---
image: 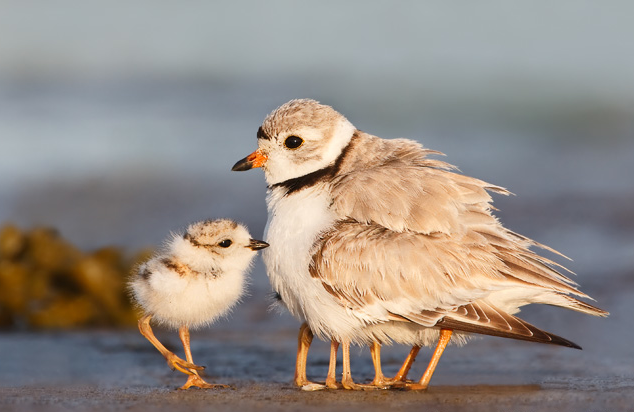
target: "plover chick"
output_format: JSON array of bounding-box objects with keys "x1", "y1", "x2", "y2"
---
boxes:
[
  {"x1": 129, "y1": 219, "x2": 268, "y2": 390},
  {"x1": 232, "y1": 99, "x2": 608, "y2": 391}
]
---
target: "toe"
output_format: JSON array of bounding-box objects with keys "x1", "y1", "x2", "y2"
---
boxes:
[
  {"x1": 396, "y1": 382, "x2": 429, "y2": 391},
  {"x1": 179, "y1": 374, "x2": 229, "y2": 390}
]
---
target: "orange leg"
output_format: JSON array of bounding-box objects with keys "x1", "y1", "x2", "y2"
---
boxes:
[
  {"x1": 138, "y1": 315, "x2": 203, "y2": 375},
  {"x1": 393, "y1": 345, "x2": 421, "y2": 382},
  {"x1": 178, "y1": 326, "x2": 229, "y2": 390},
  {"x1": 406, "y1": 329, "x2": 452, "y2": 390},
  {"x1": 340, "y1": 339, "x2": 376, "y2": 391},
  {"x1": 325, "y1": 339, "x2": 340, "y2": 389},
  {"x1": 370, "y1": 342, "x2": 392, "y2": 388},
  {"x1": 340, "y1": 339, "x2": 359, "y2": 390},
  {"x1": 294, "y1": 322, "x2": 314, "y2": 387}
]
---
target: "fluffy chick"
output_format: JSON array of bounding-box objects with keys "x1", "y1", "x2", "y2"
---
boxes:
[{"x1": 130, "y1": 219, "x2": 268, "y2": 389}]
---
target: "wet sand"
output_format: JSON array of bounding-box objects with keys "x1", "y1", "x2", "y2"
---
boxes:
[{"x1": 2, "y1": 382, "x2": 628, "y2": 412}]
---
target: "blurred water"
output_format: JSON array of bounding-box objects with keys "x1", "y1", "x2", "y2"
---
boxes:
[
  {"x1": 1, "y1": 1, "x2": 633, "y2": 292},
  {"x1": 2, "y1": 79, "x2": 633, "y2": 298},
  {"x1": 2, "y1": 1, "x2": 634, "y2": 91}
]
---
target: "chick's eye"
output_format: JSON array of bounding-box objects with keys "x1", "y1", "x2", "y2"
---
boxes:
[
  {"x1": 218, "y1": 239, "x2": 232, "y2": 248},
  {"x1": 284, "y1": 136, "x2": 303, "y2": 149}
]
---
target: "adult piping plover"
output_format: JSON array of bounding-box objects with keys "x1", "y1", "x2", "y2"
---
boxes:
[
  {"x1": 232, "y1": 99, "x2": 608, "y2": 390},
  {"x1": 129, "y1": 219, "x2": 269, "y2": 390}
]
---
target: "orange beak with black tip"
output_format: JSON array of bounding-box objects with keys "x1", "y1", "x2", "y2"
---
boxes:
[{"x1": 232, "y1": 149, "x2": 268, "y2": 171}]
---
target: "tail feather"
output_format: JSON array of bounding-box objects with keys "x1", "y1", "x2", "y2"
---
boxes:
[
  {"x1": 563, "y1": 295, "x2": 609, "y2": 317},
  {"x1": 437, "y1": 316, "x2": 582, "y2": 349},
  {"x1": 429, "y1": 301, "x2": 584, "y2": 349}
]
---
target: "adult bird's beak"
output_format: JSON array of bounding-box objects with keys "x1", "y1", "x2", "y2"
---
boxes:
[
  {"x1": 248, "y1": 239, "x2": 270, "y2": 250},
  {"x1": 232, "y1": 149, "x2": 268, "y2": 171}
]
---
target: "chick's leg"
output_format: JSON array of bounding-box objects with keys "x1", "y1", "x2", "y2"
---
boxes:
[
  {"x1": 392, "y1": 345, "x2": 421, "y2": 382},
  {"x1": 294, "y1": 322, "x2": 314, "y2": 387},
  {"x1": 325, "y1": 339, "x2": 340, "y2": 389},
  {"x1": 341, "y1": 339, "x2": 376, "y2": 391},
  {"x1": 138, "y1": 315, "x2": 203, "y2": 374},
  {"x1": 405, "y1": 329, "x2": 452, "y2": 391},
  {"x1": 178, "y1": 325, "x2": 229, "y2": 390},
  {"x1": 369, "y1": 342, "x2": 392, "y2": 388}
]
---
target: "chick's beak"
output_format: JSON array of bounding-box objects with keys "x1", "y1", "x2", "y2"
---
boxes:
[
  {"x1": 248, "y1": 239, "x2": 269, "y2": 250},
  {"x1": 232, "y1": 149, "x2": 268, "y2": 171}
]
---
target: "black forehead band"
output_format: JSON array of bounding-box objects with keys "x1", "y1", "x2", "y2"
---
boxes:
[{"x1": 257, "y1": 126, "x2": 272, "y2": 140}]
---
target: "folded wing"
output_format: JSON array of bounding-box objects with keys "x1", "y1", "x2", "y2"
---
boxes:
[{"x1": 312, "y1": 136, "x2": 607, "y2": 345}]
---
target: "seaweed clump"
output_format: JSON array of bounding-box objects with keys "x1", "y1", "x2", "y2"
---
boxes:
[{"x1": 0, "y1": 224, "x2": 151, "y2": 329}]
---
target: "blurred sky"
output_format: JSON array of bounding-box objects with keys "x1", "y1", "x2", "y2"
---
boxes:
[
  {"x1": 0, "y1": 0, "x2": 632, "y2": 270},
  {"x1": 2, "y1": 1, "x2": 634, "y2": 92}
]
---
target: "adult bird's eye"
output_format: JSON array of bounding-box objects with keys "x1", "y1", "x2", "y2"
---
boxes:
[
  {"x1": 284, "y1": 136, "x2": 304, "y2": 149},
  {"x1": 218, "y1": 239, "x2": 232, "y2": 248}
]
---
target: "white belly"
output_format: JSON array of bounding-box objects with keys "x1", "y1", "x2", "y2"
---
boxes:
[
  {"x1": 365, "y1": 322, "x2": 472, "y2": 347},
  {"x1": 132, "y1": 266, "x2": 244, "y2": 330},
  {"x1": 263, "y1": 185, "x2": 366, "y2": 342}
]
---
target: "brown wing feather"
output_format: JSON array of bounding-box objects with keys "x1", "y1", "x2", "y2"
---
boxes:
[
  {"x1": 331, "y1": 133, "x2": 510, "y2": 235},
  {"x1": 398, "y1": 301, "x2": 581, "y2": 348},
  {"x1": 436, "y1": 301, "x2": 582, "y2": 349},
  {"x1": 309, "y1": 220, "x2": 506, "y2": 319},
  {"x1": 309, "y1": 133, "x2": 606, "y2": 332},
  {"x1": 321, "y1": 134, "x2": 607, "y2": 316}
]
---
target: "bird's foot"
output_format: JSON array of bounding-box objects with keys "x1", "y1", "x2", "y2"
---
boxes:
[
  {"x1": 178, "y1": 373, "x2": 229, "y2": 390},
  {"x1": 370, "y1": 376, "x2": 398, "y2": 389},
  {"x1": 390, "y1": 381, "x2": 429, "y2": 391},
  {"x1": 325, "y1": 377, "x2": 342, "y2": 390},
  {"x1": 341, "y1": 377, "x2": 377, "y2": 391},
  {"x1": 373, "y1": 376, "x2": 418, "y2": 389},
  {"x1": 165, "y1": 352, "x2": 205, "y2": 375},
  {"x1": 295, "y1": 376, "x2": 315, "y2": 387}
]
